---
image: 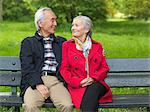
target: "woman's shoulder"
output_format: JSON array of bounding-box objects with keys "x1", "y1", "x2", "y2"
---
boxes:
[
  {"x1": 63, "y1": 38, "x2": 74, "y2": 45},
  {"x1": 92, "y1": 39, "x2": 103, "y2": 47}
]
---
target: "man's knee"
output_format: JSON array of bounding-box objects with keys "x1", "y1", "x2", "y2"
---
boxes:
[
  {"x1": 64, "y1": 102, "x2": 73, "y2": 109},
  {"x1": 23, "y1": 96, "x2": 44, "y2": 112},
  {"x1": 23, "y1": 86, "x2": 44, "y2": 108},
  {"x1": 23, "y1": 102, "x2": 40, "y2": 112},
  {"x1": 60, "y1": 102, "x2": 73, "y2": 112},
  {"x1": 23, "y1": 99, "x2": 40, "y2": 108}
]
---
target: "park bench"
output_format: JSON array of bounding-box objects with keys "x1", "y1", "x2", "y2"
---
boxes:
[{"x1": 0, "y1": 56, "x2": 150, "y2": 112}]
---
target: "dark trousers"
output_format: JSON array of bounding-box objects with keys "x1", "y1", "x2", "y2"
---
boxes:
[{"x1": 80, "y1": 82, "x2": 107, "y2": 112}]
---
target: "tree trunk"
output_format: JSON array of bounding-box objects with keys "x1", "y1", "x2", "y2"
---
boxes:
[{"x1": 0, "y1": 0, "x2": 3, "y2": 21}]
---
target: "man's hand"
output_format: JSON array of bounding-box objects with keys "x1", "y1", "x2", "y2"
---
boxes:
[
  {"x1": 80, "y1": 77, "x2": 94, "y2": 87},
  {"x1": 36, "y1": 84, "x2": 49, "y2": 99}
]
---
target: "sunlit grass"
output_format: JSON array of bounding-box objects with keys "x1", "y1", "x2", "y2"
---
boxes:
[{"x1": 0, "y1": 20, "x2": 149, "y2": 57}]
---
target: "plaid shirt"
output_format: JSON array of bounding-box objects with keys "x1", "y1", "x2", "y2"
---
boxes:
[{"x1": 42, "y1": 36, "x2": 58, "y2": 73}]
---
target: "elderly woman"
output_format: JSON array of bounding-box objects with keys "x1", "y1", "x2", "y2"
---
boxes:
[{"x1": 60, "y1": 16, "x2": 112, "y2": 112}]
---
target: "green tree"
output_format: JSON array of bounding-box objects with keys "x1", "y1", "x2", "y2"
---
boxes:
[
  {"x1": 25, "y1": 0, "x2": 108, "y2": 22},
  {"x1": 0, "y1": 0, "x2": 3, "y2": 21},
  {"x1": 76, "y1": 0, "x2": 108, "y2": 21},
  {"x1": 121, "y1": 0, "x2": 150, "y2": 20},
  {"x1": 3, "y1": 0, "x2": 33, "y2": 21},
  {"x1": 106, "y1": 0, "x2": 131, "y2": 18},
  {"x1": 3, "y1": 0, "x2": 108, "y2": 22}
]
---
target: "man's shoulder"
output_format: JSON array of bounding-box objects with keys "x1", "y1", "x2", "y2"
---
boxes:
[
  {"x1": 21, "y1": 35, "x2": 36, "y2": 43},
  {"x1": 56, "y1": 36, "x2": 67, "y2": 42},
  {"x1": 56, "y1": 36, "x2": 67, "y2": 46}
]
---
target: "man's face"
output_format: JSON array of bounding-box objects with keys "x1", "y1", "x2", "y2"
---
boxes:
[{"x1": 39, "y1": 10, "x2": 57, "y2": 35}]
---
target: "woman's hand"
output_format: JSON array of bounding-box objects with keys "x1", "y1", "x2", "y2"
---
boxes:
[{"x1": 80, "y1": 77, "x2": 94, "y2": 87}]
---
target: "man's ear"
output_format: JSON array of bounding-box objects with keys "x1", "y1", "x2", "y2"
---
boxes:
[{"x1": 38, "y1": 21, "x2": 42, "y2": 28}]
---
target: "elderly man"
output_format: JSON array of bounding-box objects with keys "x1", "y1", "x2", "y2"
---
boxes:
[{"x1": 20, "y1": 7, "x2": 73, "y2": 112}]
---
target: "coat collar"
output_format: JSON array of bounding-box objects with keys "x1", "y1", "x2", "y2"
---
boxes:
[
  {"x1": 69, "y1": 38, "x2": 98, "y2": 44},
  {"x1": 69, "y1": 38, "x2": 101, "y2": 61},
  {"x1": 35, "y1": 31, "x2": 59, "y2": 43}
]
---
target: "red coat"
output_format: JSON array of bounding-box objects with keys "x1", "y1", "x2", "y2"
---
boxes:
[{"x1": 60, "y1": 39, "x2": 112, "y2": 108}]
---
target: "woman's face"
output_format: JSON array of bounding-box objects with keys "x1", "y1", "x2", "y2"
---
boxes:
[{"x1": 71, "y1": 19, "x2": 88, "y2": 38}]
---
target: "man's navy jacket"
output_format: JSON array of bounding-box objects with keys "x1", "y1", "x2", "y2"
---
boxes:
[{"x1": 20, "y1": 32, "x2": 66, "y2": 97}]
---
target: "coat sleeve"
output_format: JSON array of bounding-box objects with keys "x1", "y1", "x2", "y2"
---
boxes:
[
  {"x1": 90, "y1": 46, "x2": 110, "y2": 81},
  {"x1": 20, "y1": 38, "x2": 43, "y2": 89},
  {"x1": 60, "y1": 42, "x2": 83, "y2": 88}
]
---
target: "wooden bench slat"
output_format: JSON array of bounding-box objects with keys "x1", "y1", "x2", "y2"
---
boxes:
[
  {"x1": 100, "y1": 94, "x2": 150, "y2": 108},
  {"x1": 0, "y1": 72, "x2": 150, "y2": 87},
  {"x1": 0, "y1": 94, "x2": 149, "y2": 108},
  {"x1": 0, "y1": 56, "x2": 21, "y2": 71},
  {"x1": 0, "y1": 95, "x2": 22, "y2": 107},
  {"x1": 106, "y1": 72, "x2": 150, "y2": 87},
  {"x1": 0, "y1": 56, "x2": 150, "y2": 72},
  {"x1": 107, "y1": 58, "x2": 150, "y2": 72},
  {"x1": 0, "y1": 72, "x2": 21, "y2": 86}
]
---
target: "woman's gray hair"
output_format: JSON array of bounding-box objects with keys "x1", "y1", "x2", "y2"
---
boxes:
[
  {"x1": 34, "y1": 7, "x2": 53, "y2": 30},
  {"x1": 73, "y1": 16, "x2": 93, "y2": 37}
]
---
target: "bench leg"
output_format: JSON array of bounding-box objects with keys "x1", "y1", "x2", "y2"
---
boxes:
[
  {"x1": 6, "y1": 106, "x2": 20, "y2": 112},
  {"x1": 147, "y1": 107, "x2": 150, "y2": 112},
  {"x1": 14, "y1": 107, "x2": 20, "y2": 112}
]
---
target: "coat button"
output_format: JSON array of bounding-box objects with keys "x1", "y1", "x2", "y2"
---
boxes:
[
  {"x1": 94, "y1": 58, "x2": 97, "y2": 62},
  {"x1": 74, "y1": 56, "x2": 78, "y2": 60},
  {"x1": 74, "y1": 68, "x2": 78, "y2": 71}
]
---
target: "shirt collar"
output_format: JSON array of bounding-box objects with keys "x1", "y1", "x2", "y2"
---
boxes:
[{"x1": 35, "y1": 31, "x2": 58, "y2": 43}]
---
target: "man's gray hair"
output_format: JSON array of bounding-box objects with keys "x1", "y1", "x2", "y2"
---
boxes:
[
  {"x1": 34, "y1": 7, "x2": 53, "y2": 30},
  {"x1": 73, "y1": 16, "x2": 93, "y2": 37}
]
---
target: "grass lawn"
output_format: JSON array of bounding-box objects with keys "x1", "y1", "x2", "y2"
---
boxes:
[
  {"x1": 0, "y1": 19, "x2": 149, "y2": 57},
  {"x1": 0, "y1": 19, "x2": 149, "y2": 112}
]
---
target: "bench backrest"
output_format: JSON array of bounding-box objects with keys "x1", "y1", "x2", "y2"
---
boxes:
[{"x1": 0, "y1": 56, "x2": 150, "y2": 88}]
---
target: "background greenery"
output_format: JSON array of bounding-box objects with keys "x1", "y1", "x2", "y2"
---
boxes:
[
  {"x1": 0, "y1": 0, "x2": 149, "y2": 112},
  {"x1": 0, "y1": 19, "x2": 149, "y2": 58},
  {"x1": 0, "y1": 0, "x2": 150, "y2": 22}
]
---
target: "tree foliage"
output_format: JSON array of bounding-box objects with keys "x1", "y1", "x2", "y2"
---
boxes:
[
  {"x1": 113, "y1": 0, "x2": 150, "y2": 20},
  {"x1": 2, "y1": 0, "x2": 149, "y2": 22},
  {"x1": 3, "y1": 0, "x2": 33, "y2": 21},
  {"x1": 123, "y1": 0, "x2": 150, "y2": 20},
  {"x1": 0, "y1": 0, "x2": 3, "y2": 21},
  {"x1": 106, "y1": 0, "x2": 150, "y2": 20},
  {"x1": 2, "y1": 0, "x2": 108, "y2": 22}
]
